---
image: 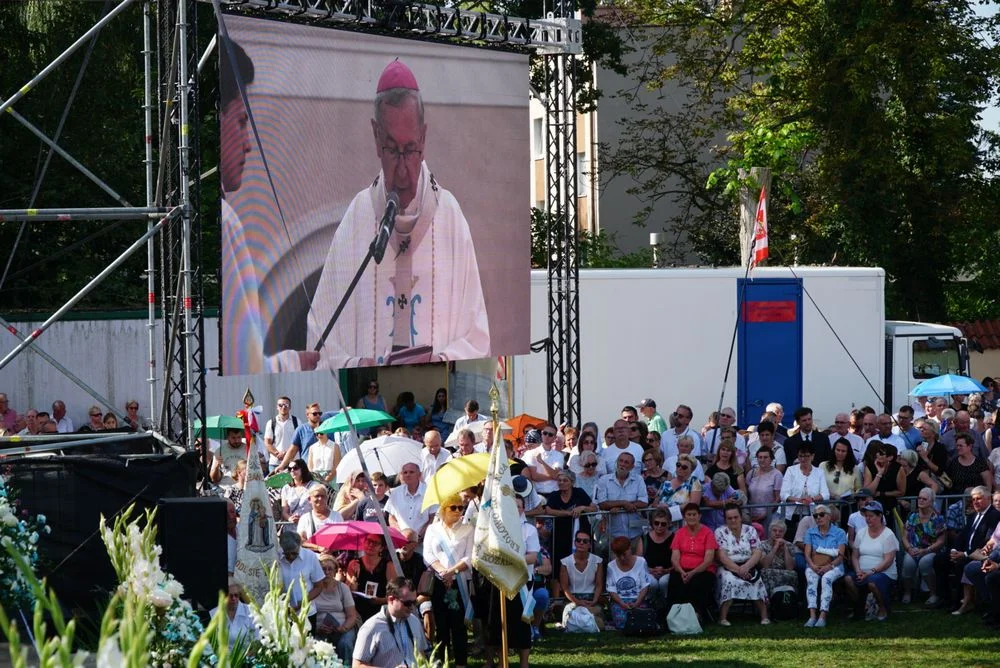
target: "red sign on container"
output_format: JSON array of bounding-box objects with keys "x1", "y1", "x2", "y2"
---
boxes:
[{"x1": 743, "y1": 300, "x2": 797, "y2": 323}]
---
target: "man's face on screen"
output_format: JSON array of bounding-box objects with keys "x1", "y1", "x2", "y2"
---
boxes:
[
  {"x1": 221, "y1": 98, "x2": 250, "y2": 193},
  {"x1": 372, "y1": 96, "x2": 426, "y2": 209}
]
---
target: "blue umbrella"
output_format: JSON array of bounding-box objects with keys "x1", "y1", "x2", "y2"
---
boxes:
[{"x1": 909, "y1": 374, "x2": 986, "y2": 397}]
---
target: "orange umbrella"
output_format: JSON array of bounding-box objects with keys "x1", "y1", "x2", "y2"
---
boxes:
[{"x1": 505, "y1": 413, "x2": 547, "y2": 451}]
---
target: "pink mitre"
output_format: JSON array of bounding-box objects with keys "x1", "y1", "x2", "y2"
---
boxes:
[{"x1": 377, "y1": 59, "x2": 419, "y2": 92}]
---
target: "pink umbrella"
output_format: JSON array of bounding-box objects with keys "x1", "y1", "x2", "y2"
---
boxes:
[{"x1": 310, "y1": 521, "x2": 409, "y2": 552}]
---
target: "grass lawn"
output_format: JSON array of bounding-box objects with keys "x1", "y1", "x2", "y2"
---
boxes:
[{"x1": 471, "y1": 604, "x2": 1000, "y2": 667}]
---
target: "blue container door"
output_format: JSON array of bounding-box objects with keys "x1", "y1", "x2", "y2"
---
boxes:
[{"x1": 737, "y1": 278, "x2": 803, "y2": 428}]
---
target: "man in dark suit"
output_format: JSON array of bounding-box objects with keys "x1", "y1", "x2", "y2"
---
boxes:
[
  {"x1": 783, "y1": 406, "x2": 832, "y2": 465},
  {"x1": 933, "y1": 486, "x2": 1000, "y2": 610}
]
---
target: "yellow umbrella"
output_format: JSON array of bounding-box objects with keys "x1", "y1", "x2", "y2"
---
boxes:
[{"x1": 422, "y1": 453, "x2": 514, "y2": 510}]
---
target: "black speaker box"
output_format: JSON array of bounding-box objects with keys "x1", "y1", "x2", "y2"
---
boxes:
[{"x1": 157, "y1": 496, "x2": 228, "y2": 612}]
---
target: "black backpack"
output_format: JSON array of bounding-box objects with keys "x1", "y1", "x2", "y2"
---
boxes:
[{"x1": 769, "y1": 586, "x2": 798, "y2": 621}]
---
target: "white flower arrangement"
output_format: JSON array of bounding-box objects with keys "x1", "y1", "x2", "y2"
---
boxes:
[{"x1": 0, "y1": 476, "x2": 49, "y2": 615}]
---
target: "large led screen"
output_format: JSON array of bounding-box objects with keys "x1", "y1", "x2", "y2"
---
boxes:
[{"x1": 220, "y1": 15, "x2": 530, "y2": 374}]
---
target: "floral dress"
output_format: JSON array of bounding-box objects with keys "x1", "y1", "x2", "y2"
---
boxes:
[
  {"x1": 904, "y1": 511, "x2": 945, "y2": 550},
  {"x1": 714, "y1": 524, "x2": 768, "y2": 602},
  {"x1": 758, "y1": 539, "x2": 799, "y2": 595},
  {"x1": 657, "y1": 477, "x2": 702, "y2": 508}
]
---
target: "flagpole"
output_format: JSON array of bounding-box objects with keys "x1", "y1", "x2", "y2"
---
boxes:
[{"x1": 489, "y1": 385, "x2": 510, "y2": 668}]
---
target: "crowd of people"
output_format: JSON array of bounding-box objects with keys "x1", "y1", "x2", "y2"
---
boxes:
[
  {"x1": 206, "y1": 383, "x2": 1000, "y2": 664},
  {"x1": 22, "y1": 378, "x2": 999, "y2": 665},
  {"x1": 0, "y1": 393, "x2": 152, "y2": 436}
]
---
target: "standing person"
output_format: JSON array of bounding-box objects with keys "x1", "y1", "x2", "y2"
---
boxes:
[
  {"x1": 277, "y1": 532, "x2": 325, "y2": 626},
  {"x1": 568, "y1": 431, "x2": 609, "y2": 477},
  {"x1": 641, "y1": 449, "x2": 670, "y2": 503},
  {"x1": 356, "y1": 379, "x2": 387, "y2": 412},
  {"x1": 279, "y1": 402, "x2": 325, "y2": 471},
  {"x1": 453, "y1": 400, "x2": 486, "y2": 431},
  {"x1": 521, "y1": 425, "x2": 566, "y2": 495},
  {"x1": 123, "y1": 399, "x2": 150, "y2": 431},
  {"x1": 394, "y1": 392, "x2": 426, "y2": 432},
  {"x1": 604, "y1": 419, "x2": 646, "y2": 472},
  {"x1": 944, "y1": 432, "x2": 992, "y2": 493},
  {"x1": 347, "y1": 534, "x2": 400, "y2": 622},
  {"x1": 669, "y1": 502, "x2": 718, "y2": 622},
  {"x1": 850, "y1": 501, "x2": 899, "y2": 621},
  {"x1": 703, "y1": 408, "x2": 747, "y2": 465},
  {"x1": 779, "y1": 443, "x2": 831, "y2": 537},
  {"x1": 420, "y1": 430, "x2": 451, "y2": 481},
  {"x1": 213, "y1": 428, "x2": 247, "y2": 485},
  {"x1": 211, "y1": 579, "x2": 258, "y2": 649},
  {"x1": 314, "y1": 553, "x2": 358, "y2": 662},
  {"x1": 386, "y1": 463, "x2": 433, "y2": 542},
  {"x1": 638, "y1": 398, "x2": 668, "y2": 440},
  {"x1": 483, "y1": 496, "x2": 537, "y2": 668},
  {"x1": 802, "y1": 504, "x2": 847, "y2": 628},
  {"x1": 715, "y1": 505, "x2": 771, "y2": 626},
  {"x1": 747, "y1": 420, "x2": 787, "y2": 473},
  {"x1": 660, "y1": 405, "x2": 702, "y2": 461},
  {"x1": 746, "y1": 447, "x2": 783, "y2": 525},
  {"x1": 0, "y1": 393, "x2": 17, "y2": 432},
  {"x1": 894, "y1": 406, "x2": 923, "y2": 450},
  {"x1": 822, "y1": 438, "x2": 862, "y2": 503},
  {"x1": 594, "y1": 452, "x2": 648, "y2": 542},
  {"x1": 544, "y1": 470, "x2": 596, "y2": 569},
  {"x1": 915, "y1": 418, "x2": 949, "y2": 480},
  {"x1": 264, "y1": 396, "x2": 299, "y2": 473},
  {"x1": 353, "y1": 577, "x2": 429, "y2": 668},
  {"x1": 307, "y1": 430, "x2": 341, "y2": 485},
  {"x1": 51, "y1": 400, "x2": 73, "y2": 433},
  {"x1": 16, "y1": 409, "x2": 39, "y2": 436},
  {"x1": 423, "y1": 496, "x2": 474, "y2": 668},
  {"x1": 828, "y1": 412, "x2": 865, "y2": 463},
  {"x1": 575, "y1": 452, "x2": 603, "y2": 499},
  {"x1": 78, "y1": 405, "x2": 105, "y2": 433},
  {"x1": 784, "y1": 407, "x2": 832, "y2": 464},
  {"x1": 705, "y1": 437, "x2": 747, "y2": 497},
  {"x1": 428, "y1": 388, "x2": 453, "y2": 443}
]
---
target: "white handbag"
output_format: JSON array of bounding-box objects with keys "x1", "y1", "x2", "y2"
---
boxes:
[
  {"x1": 562, "y1": 602, "x2": 600, "y2": 633},
  {"x1": 666, "y1": 603, "x2": 702, "y2": 635}
]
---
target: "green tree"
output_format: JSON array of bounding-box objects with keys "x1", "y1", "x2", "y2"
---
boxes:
[
  {"x1": 530, "y1": 207, "x2": 652, "y2": 268},
  {"x1": 603, "y1": 0, "x2": 1000, "y2": 321}
]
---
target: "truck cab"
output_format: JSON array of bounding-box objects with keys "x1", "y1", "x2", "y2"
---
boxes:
[{"x1": 884, "y1": 321, "x2": 969, "y2": 411}]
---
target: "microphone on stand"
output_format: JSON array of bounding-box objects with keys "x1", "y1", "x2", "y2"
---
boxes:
[
  {"x1": 370, "y1": 191, "x2": 400, "y2": 264},
  {"x1": 314, "y1": 191, "x2": 401, "y2": 352}
]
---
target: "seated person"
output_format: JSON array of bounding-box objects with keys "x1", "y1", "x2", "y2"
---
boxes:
[
  {"x1": 849, "y1": 500, "x2": 899, "y2": 621},
  {"x1": 346, "y1": 534, "x2": 399, "y2": 622},
  {"x1": 714, "y1": 504, "x2": 770, "y2": 626},
  {"x1": 802, "y1": 504, "x2": 847, "y2": 628},
  {"x1": 636, "y1": 508, "x2": 674, "y2": 608},
  {"x1": 758, "y1": 518, "x2": 799, "y2": 597},
  {"x1": 606, "y1": 536, "x2": 651, "y2": 630},
  {"x1": 669, "y1": 502, "x2": 718, "y2": 623}
]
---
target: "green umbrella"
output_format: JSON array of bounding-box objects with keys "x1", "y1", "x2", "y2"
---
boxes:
[
  {"x1": 315, "y1": 408, "x2": 395, "y2": 434},
  {"x1": 192, "y1": 415, "x2": 245, "y2": 439},
  {"x1": 265, "y1": 472, "x2": 292, "y2": 489}
]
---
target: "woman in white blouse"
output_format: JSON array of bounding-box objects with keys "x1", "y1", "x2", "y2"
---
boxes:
[
  {"x1": 423, "y1": 495, "x2": 474, "y2": 668},
  {"x1": 306, "y1": 430, "x2": 341, "y2": 484},
  {"x1": 210, "y1": 579, "x2": 257, "y2": 649},
  {"x1": 559, "y1": 529, "x2": 605, "y2": 628},
  {"x1": 778, "y1": 442, "x2": 830, "y2": 536}
]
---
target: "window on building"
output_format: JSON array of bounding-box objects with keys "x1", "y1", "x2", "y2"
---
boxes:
[{"x1": 533, "y1": 118, "x2": 544, "y2": 158}]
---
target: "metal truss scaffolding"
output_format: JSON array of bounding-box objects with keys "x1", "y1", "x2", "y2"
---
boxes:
[
  {"x1": 158, "y1": 0, "x2": 206, "y2": 444},
  {"x1": 543, "y1": 0, "x2": 581, "y2": 428},
  {"x1": 1, "y1": 0, "x2": 581, "y2": 446}
]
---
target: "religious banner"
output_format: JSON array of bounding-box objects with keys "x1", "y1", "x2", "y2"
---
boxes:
[
  {"x1": 233, "y1": 436, "x2": 277, "y2": 603},
  {"x1": 472, "y1": 425, "x2": 527, "y2": 597}
]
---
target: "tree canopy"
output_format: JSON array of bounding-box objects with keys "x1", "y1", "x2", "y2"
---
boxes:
[{"x1": 603, "y1": 0, "x2": 1000, "y2": 321}]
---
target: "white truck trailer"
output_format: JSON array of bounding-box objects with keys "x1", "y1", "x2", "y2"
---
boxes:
[{"x1": 510, "y1": 267, "x2": 969, "y2": 428}]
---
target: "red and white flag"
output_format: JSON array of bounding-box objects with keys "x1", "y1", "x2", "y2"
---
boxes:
[
  {"x1": 496, "y1": 355, "x2": 507, "y2": 381},
  {"x1": 751, "y1": 186, "x2": 768, "y2": 269}
]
